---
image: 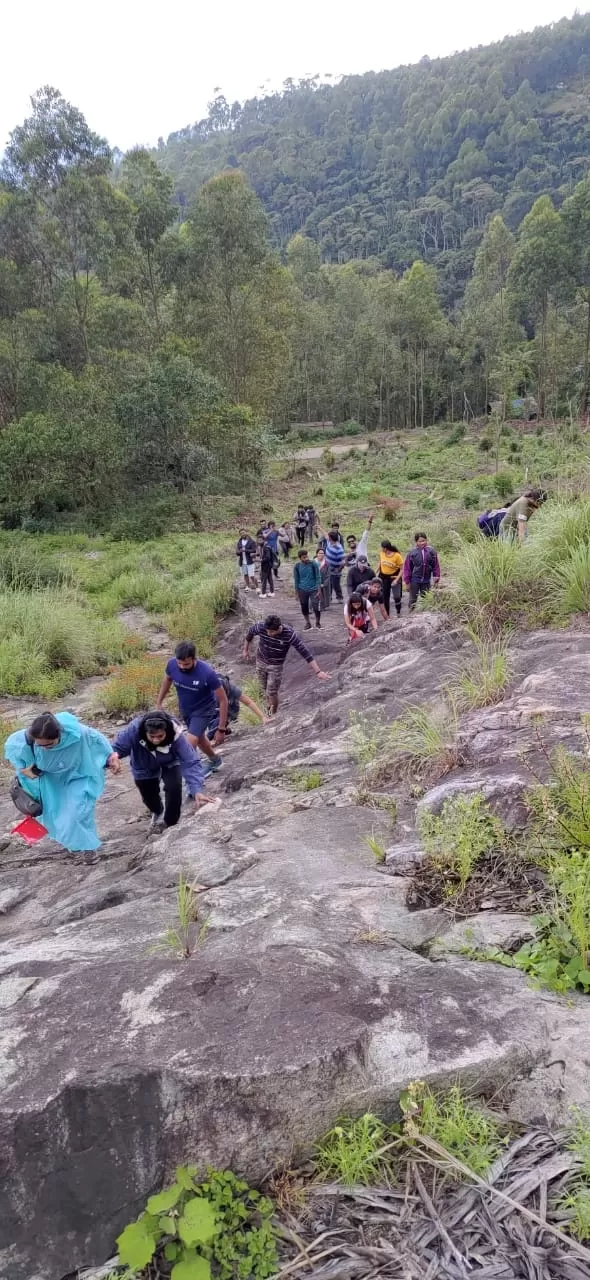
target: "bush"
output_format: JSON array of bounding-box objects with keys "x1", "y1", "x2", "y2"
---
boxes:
[
  {"x1": 419, "y1": 793, "x2": 504, "y2": 892},
  {"x1": 444, "y1": 424, "x2": 466, "y2": 446},
  {"x1": 0, "y1": 541, "x2": 67, "y2": 590},
  {"x1": 463, "y1": 490, "x2": 481, "y2": 509},
  {"x1": 99, "y1": 654, "x2": 164, "y2": 715},
  {"x1": 452, "y1": 634, "x2": 511, "y2": 708},
  {"x1": 322, "y1": 446, "x2": 336, "y2": 470},
  {"x1": 494, "y1": 472, "x2": 514, "y2": 501},
  {"x1": 478, "y1": 438, "x2": 493, "y2": 452}
]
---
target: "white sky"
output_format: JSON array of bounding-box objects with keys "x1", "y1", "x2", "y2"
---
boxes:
[{"x1": 1, "y1": 0, "x2": 586, "y2": 153}]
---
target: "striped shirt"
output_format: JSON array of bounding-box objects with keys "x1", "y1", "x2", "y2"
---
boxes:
[
  {"x1": 246, "y1": 621, "x2": 314, "y2": 666},
  {"x1": 324, "y1": 540, "x2": 345, "y2": 570}
]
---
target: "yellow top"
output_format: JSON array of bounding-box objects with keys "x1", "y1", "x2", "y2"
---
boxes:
[{"x1": 378, "y1": 549, "x2": 403, "y2": 577}]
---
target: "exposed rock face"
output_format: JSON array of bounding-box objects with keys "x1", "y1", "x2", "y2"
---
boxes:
[{"x1": 2, "y1": 603, "x2": 590, "y2": 1280}]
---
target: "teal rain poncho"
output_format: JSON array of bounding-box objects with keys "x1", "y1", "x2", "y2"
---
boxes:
[{"x1": 5, "y1": 712, "x2": 113, "y2": 852}]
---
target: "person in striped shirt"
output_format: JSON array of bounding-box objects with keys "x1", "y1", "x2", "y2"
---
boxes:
[
  {"x1": 242, "y1": 614, "x2": 331, "y2": 715},
  {"x1": 324, "y1": 530, "x2": 346, "y2": 601}
]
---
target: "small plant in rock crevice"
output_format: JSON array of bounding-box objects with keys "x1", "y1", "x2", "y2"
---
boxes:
[
  {"x1": 288, "y1": 768, "x2": 323, "y2": 791},
  {"x1": 363, "y1": 829, "x2": 386, "y2": 864},
  {"x1": 451, "y1": 632, "x2": 511, "y2": 710},
  {"x1": 314, "y1": 1114, "x2": 396, "y2": 1186},
  {"x1": 150, "y1": 874, "x2": 206, "y2": 960},
  {"x1": 418, "y1": 793, "x2": 504, "y2": 894},
  {"x1": 116, "y1": 1166, "x2": 278, "y2": 1280},
  {"x1": 402, "y1": 1081, "x2": 507, "y2": 1178}
]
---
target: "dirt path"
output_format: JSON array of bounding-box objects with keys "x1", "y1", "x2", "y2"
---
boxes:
[{"x1": 292, "y1": 436, "x2": 369, "y2": 460}]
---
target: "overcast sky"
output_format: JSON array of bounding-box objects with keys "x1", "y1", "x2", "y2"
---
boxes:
[{"x1": 1, "y1": 0, "x2": 585, "y2": 153}]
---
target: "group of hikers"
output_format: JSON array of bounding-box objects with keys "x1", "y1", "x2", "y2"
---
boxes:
[
  {"x1": 237, "y1": 509, "x2": 441, "y2": 639},
  {"x1": 4, "y1": 486, "x2": 548, "y2": 858}
]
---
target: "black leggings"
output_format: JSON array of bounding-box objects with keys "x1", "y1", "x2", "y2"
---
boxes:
[
  {"x1": 299, "y1": 589, "x2": 320, "y2": 621},
  {"x1": 296, "y1": 527, "x2": 306, "y2": 546},
  {"x1": 260, "y1": 564, "x2": 274, "y2": 594},
  {"x1": 136, "y1": 766, "x2": 183, "y2": 826},
  {"x1": 379, "y1": 573, "x2": 402, "y2": 617},
  {"x1": 409, "y1": 581, "x2": 431, "y2": 610}
]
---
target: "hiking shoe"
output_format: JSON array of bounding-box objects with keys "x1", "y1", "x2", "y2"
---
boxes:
[
  {"x1": 149, "y1": 814, "x2": 165, "y2": 834},
  {"x1": 202, "y1": 755, "x2": 223, "y2": 776},
  {"x1": 304, "y1": 621, "x2": 312, "y2": 630},
  {"x1": 315, "y1": 619, "x2": 321, "y2": 628}
]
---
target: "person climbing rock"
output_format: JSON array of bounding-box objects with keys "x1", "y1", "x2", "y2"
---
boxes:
[
  {"x1": 344, "y1": 591, "x2": 378, "y2": 642},
  {"x1": 5, "y1": 711, "x2": 119, "y2": 854},
  {"x1": 236, "y1": 529, "x2": 258, "y2": 591},
  {"x1": 377, "y1": 540, "x2": 404, "y2": 616},
  {"x1": 111, "y1": 710, "x2": 212, "y2": 831},
  {"x1": 346, "y1": 554, "x2": 375, "y2": 595},
  {"x1": 242, "y1": 613, "x2": 331, "y2": 715},
  {"x1": 156, "y1": 641, "x2": 229, "y2": 775},
  {"x1": 293, "y1": 548, "x2": 321, "y2": 628},
  {"x1": 207, "y1": 674, "x2": 268, "y2": 737},
  {"x1": 358, "y1": 577, "x2": 390, "y2": 622},
  {"x1": 499, "y1": 488, "x2": 547, "y2": 542},
  {"x1": 403, "y1": 532, "x2": 441, "y2": 610}
]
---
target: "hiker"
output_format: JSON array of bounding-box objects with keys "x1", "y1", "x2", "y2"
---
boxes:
[
  {"x1": 111, "y1": 710, "x2": 212, "y2": 832},
  {"x1": 305, "y1": 505, "x2": 317, "y2": 542},
  {"x1": 236, "y1": 530, "x2": 258, "y2": 591},
  {"x1": 500, "y1": 488, "x2": 547, "y2": 542},
  {"x1": 477, "y1": 507, "x2": 508, "y2": 538},
  {"x1": 358, "y1": 577, "x2": 390, "y2": 622},
  {"x1": 207, "y1": 674, "x2": 267, "y2": 737},
  {"x1": 264, "y1": 521, "x2": 281, "y2": 581},
  {"x1": 346, "y1": 554, "x2": 375, "y2": 595},
  {"x1": 259, "y1": 538, "x2": 277, "y2": 598},
  {"x1": 318, "y1": 520, "x2": 344, "y2": 549},
  {"x1": 324, "y1": 530, "x2": 346, "y2": 601},
  {"x1": 345, "y1": 512, "x2": 374, "y2": 566},
  {"x1": 156, "y1": 641, "x2": 229, "y2": 775},
  {"x1": 344, "y1": 591, "x2": 378, "y2": 642},
  {"x1": 294, "y1": 506, "x2": 308, "y2": 546},
  {"x1": 377, "y1": 540, "x2": 404, "y2": 617},
  {"x1": 293, "y1": 548, "x2": 321, "y2": 629},
  {"x1": 403, "y1": 532, "x2": 441, "y2": 610},
  {"x1": 315, "y1": 545, "x2": 331, "y2": 611},
  {"x1": 242, "y1": 613, "x2": 331, "y2": 715},
  {"x1": 5, "y1": 711, "x2": 119, "y2": 854},
  {"x1": 278, "y1": 522, "x2": 295, "y2": 559}
]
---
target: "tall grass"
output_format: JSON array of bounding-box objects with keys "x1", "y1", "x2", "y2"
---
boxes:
[
  {"x1": 99, "y1": 654, "x2": 164, "y2": 715},
  {"x1": 0, "y1": 588, "x2": 139, "y2": 697}
]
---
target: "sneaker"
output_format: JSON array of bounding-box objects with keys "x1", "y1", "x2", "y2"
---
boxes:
[
  {"x1": 315, "y1": 619, "x2": 321, "y2": 628},
  {"x1": 202, "y1": 755, "x2": 224, "y2": 776},
  {"x1": 268, "y1": 592, "x2": 275, "y2": 597},
  {"x1": 304, "y1": 621, "x2": 312, "y2": 630},
  {"x1": 149, "y1": 814, "x2": 165, "y2": 834}
]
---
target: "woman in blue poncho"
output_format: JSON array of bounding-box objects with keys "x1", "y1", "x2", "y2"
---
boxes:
[{"x1": 5, "y1": 711, "x2": 120, "y2": 852}]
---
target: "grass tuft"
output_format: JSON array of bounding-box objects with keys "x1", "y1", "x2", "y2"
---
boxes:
[
  {"x1": 315, "y1": 1114, "x2": 393, "y2": 1186},
  {"x1": 412, "y1": 1083, "x2": 506, "y2": 1177}
]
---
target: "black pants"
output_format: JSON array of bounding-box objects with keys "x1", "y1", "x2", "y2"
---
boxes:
[
  {"x1": 379, "y1": 573, "x2": 401, "y2": 617},
  {"x1": 136, "y1": 766, "x2": 183, "y2": 826},
  {"x1": 279, "y1": 540, "x2": 291, "y2": 559},
  {"x1": 330, "y1": 570, "x2": 343, "y2": 601},
  {"x1": 298, "y1": 589, "x2": 320, "y2": 621},
  {"x1": 260, "y1": 564, "x2": 274, "y2": 594},
  {"x1": 296, "y1": 527, "x2": 306, "y2": 546},
  {"x1": 409, "y1": 580, "x2": 431, "y2": 610}
]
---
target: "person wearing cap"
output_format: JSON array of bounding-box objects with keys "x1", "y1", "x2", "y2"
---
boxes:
[
  {"x1": 111, "y1": 709, "x2": 212, "y2": 833},
  {"x1": 346, "y1": 555, "x2": 375, "y2": 595},
  {"x1": 499, "y1": 488, "x2": 547, "y2": 543}
]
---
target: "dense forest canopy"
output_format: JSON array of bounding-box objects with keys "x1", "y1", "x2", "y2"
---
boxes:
[
  {"x1": 1, "y1": 17, "x2": 590, "y2": 533},
  {"x1": 156, "y1": 13, "x2": 590, "y2": 301}
]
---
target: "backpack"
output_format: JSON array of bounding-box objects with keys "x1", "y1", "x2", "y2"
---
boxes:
[
  {"x1": 478, "y1": 509, "x2": 506, "y2": 538},
  {"x1": 220, "y1": 676, "x2": 241, "y2": 723}
]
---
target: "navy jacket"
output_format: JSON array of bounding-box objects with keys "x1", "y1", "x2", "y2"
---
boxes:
[{"x1": 112, "y1": 714, "x2": 205, "y2": 794}]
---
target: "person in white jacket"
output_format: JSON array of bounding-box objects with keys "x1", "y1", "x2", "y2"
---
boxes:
[{"x1": 345, "y1": 511, "x2": 373, "y2": 566}]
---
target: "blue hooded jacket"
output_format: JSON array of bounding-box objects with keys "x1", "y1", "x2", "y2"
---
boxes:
[
  {"x1": 5, "y1": 711, "x2": 112, "y2": 852},
  {"x1": 112, "y1": 712, "x2": 205, "y2": 795}
]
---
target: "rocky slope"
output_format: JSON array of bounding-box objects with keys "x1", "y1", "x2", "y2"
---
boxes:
[{"x1": 2, "y1": 584, "x2": 590, "y2": 1280}]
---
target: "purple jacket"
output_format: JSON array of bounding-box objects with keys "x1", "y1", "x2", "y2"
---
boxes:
[
  {"x1": 112, "y1": 713, "x2": 205, "y2": 794},
  {"x1": 403, "y1": 545, "x2": 440, "y2": 586}
]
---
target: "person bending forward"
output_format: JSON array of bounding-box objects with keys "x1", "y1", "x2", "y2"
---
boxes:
[{"x1": 112, "y1": 710, "x2": 212, "y2": 832}]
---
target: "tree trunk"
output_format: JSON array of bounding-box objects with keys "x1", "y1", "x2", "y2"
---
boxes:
[{"x1": 582, "y1": 292, "x2": 590, "y2": 419}]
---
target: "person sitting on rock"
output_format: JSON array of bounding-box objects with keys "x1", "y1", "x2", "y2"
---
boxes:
[
  {"x1": 346, "y1": 554, "x2": 375, "y2": 595},
  {"x1": 111, "y1": 710, "x2": 212, "y2": 833},
  {"x1": 344, "y1": 591, "x2": 378, "y2": 642},
  {"x1": 403, "y1": 532, "x2": 440, "y2": 611},
  {"x1": 242, "y1": 613, "x2": 331, "y2": 715}
]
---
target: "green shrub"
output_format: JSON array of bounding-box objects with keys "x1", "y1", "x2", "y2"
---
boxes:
[
  {"x1": 116, "y1": 1166, "x2": 278, "y2": 1280},
  {"x1": 419, "y1": 793, "x2": 504, "y2": 892},
  {"x1": 288, "y1": 769, "x2": 323, "y2": 791},
  {"x1": 478, "y1": 438, "x2": 493, "y2": 453},
  {"x1": 322, "y1": 446, "x2": 336, "y2": 470},
  {"x1": 463, "y1": 490, "x2": 481, "y2": 510},
  {"x1": 99, "y1": 654, "x2": 164, "y2": 715},
  {"x1": 412, "y1": 1083, "x2": 505, "y2": 1177},
  {"x1": 494, "y1": 472, "x2": 514, "y2": 501},
  {"x1": 452, "y1": 634, "x2": 511, "y2": 708},
  {"x1": 0, "y1": 587, "x2": 135, "y2": 697},
  {"x1": 315, "y1": 1114, "x2": 392, "y2": 1185},
  {"x1": 444, "y1": 425, "x2": 466, "y2": 446}
]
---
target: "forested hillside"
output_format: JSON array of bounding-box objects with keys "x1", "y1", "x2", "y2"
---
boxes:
[
  {"x1": 2, "y1": 20, "x2": 590, "y2": 537},
  {"x1": 156, "y1": 14, "x2": 590, "y2": 303}
]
